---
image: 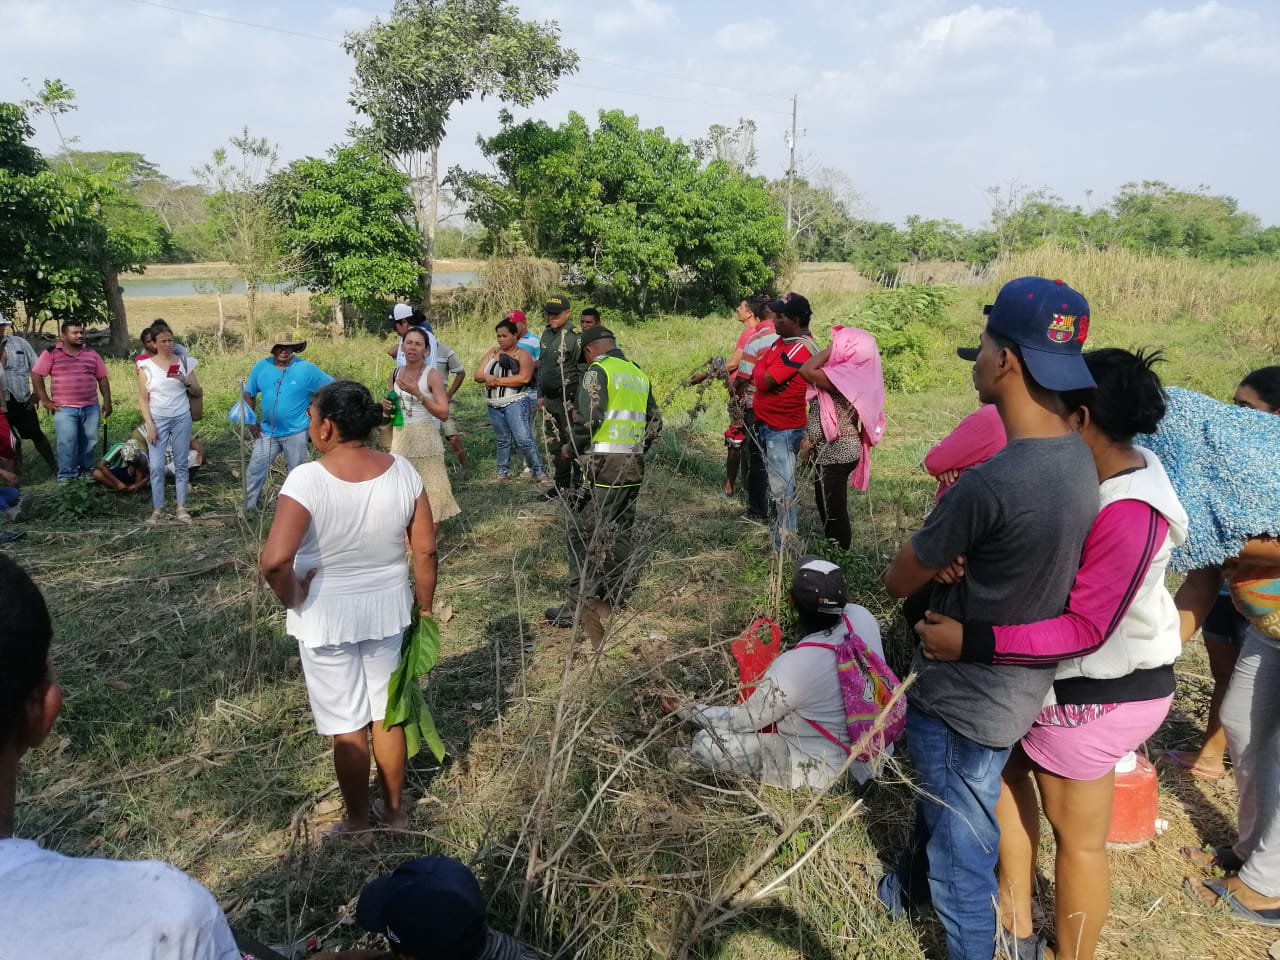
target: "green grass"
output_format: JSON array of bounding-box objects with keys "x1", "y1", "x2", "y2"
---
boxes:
[{"x1": 7, "y1": 252, "x2": 1272, "y2": 959}]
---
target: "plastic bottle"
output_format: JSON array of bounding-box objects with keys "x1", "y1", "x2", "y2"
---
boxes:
[{"x1": 386, "y1": 390, "x2": 404, "y2": 428}]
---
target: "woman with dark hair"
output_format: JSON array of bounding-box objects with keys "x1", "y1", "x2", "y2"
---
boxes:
[
  {"x1": 474, "y1": 318, "x2": 549, "y2": 486},
  {"x1": 385, "y1": 327, "x2": 459, "y2": 537},
  {"x1": 137, "y1": 326, "x2": 202, "y2": 524},
  {"x1": 918, "y1": 349, "x2": 1187, "y2": 960},
  {"x1": 260, "y1": 380, "x2": 437, "y2": 841},
  {"x1": 1164, "y1": 365, "x2": 1280, "y2": 781}
]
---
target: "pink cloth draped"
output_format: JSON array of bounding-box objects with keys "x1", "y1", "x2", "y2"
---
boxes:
[{"x1": 806, "y1": 326, "x2": 886, "y2": 491}]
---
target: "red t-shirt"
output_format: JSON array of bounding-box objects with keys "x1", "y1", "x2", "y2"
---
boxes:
[{"x1": 751, "y1": 336, "x2": 816, "y2": 429}]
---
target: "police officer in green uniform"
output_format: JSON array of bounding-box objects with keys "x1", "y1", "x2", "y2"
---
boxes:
[
  {"x1": 545, "y1": 325, "x2": 663, "y2": 630},
  {"x1": 537, "y1": 295, "x2": 583, "y2": 499}
]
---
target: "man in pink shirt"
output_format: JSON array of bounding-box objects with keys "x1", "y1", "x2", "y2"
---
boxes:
[{"x1": 30, "y1": 320, "x2": 113, "y2": 481}]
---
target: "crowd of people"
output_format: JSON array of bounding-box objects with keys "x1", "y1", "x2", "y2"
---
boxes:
[{"x1": 1, "y1": 275, "x2": 1278, "y2": 960}]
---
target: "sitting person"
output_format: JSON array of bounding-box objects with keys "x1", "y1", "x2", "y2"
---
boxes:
[
  {"x1": 664, "y1": 556, "x2": 891, "y2": 788},
  {"x1": 0, "y1": 554, "x2": 240, "y2": 958},
  {"x1": 93, "y1": 437, "x2": 150, "y2": 493},
  {"x1": 313, "y1": 855, "x2": 539, "y2": 960}
]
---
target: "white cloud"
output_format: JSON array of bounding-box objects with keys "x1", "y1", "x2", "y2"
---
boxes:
[
  {"x1": 713, "y1": 18, "x2": 777, "y2": 52},
  {"x1": 1135, "y1": 1, "x2": 1259, "y2": 46},
  {"x1": 594, "y1": 0, "x2": 676, "y2": 37},
  {"x1": 913, "y1": 5, "x2": 1053, "y2": 54}
]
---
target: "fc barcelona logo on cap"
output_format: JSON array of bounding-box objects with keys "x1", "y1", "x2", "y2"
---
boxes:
[{"x1": 1047, "y1": 313, "x2": 1076, "y2": 343}]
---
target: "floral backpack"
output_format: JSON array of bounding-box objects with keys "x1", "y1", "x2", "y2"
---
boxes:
[{"x1": 796, "y1": 613, "x2": 906, "y2": 762}]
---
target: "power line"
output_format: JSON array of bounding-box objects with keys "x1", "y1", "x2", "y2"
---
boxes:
[
  {"x1": 116, "y1": 0, "x2": 793, "y2": 116},
  {"x1": 122, "y1": 0, "x2": 342, "y2": 43}
]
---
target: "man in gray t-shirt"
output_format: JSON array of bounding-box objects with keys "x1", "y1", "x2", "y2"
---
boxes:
[{"x1": 877, "y1": 278, "x2": 1098, "y2": 960}]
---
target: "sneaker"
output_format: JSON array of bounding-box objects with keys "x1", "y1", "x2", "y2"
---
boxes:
[
  {"x1": 176, "y1": 507, "x2": 192, "y2": 524},
  {"x1": 2, "y1": 500, "x2": 19, "y2": 523},
  {"x1": 146, "y1": 510, "x2": 163, "y2": 526}
]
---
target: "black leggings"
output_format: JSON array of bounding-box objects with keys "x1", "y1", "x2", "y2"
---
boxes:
[{"x1": 814, "y1": 460, "x2": 855, "y2": 548}]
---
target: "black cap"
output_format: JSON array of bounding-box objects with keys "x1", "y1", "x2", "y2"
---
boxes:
[
  {"x1": 578, "y1": 324, "x2": 616, "y2": 355},
  {"x1": 356, "y1": 856, "x2": 488, "y2": 960},
  {"x1": 544, "y1": 295, "x2": 571, "y2": 314},
  {"x1": 766, "y1": 292, "x2": 812, "y2": 322},
  {"x1": 791, "y1": 555, "x2": 847, "y2": 614}
]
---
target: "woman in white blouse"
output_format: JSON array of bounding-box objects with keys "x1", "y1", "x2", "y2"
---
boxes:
[
  {"x1": 137, "y1": 326, "x2": 202, "y2": 524},
  {"x1": 260, "y1": 380, "x2": 437, "y2": 841}
]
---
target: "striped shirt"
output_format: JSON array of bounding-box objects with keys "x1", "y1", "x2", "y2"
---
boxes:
[
  {"x1": 31, "y1": 343, "x2": 108, "y2": 408},
  {"x1": 735, "y1": 321, "x2": 777, "y2": 409}
]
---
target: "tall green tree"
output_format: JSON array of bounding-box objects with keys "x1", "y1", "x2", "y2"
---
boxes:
[
  {"x1": 3, "y1": 84, "x2": 167, "y2": 351},
  {"x1": 268, "y1": 143, "x2": 422, "y2": 330},
  {"x1": 0, "y1": 101, "x2": 102, "y2": 328},
  {"x1": 452, "y1": 110, "x2": 787, "y2": 311},
  {"x1": 344, "y1": 0, "x2": 578, "y2": 311}
]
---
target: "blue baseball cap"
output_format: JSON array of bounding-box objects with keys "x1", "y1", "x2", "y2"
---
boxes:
[
  {"x1": 957, "y1": 276, "x2": 1095, "y2": 391},
  {"x1": 356, "y1": 855, "x2": 488, "y2": 960}
]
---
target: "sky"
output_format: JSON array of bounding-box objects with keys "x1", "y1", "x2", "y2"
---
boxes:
[{"x1": 3, "y1": 0, "x2": 1279, "y2": 229}]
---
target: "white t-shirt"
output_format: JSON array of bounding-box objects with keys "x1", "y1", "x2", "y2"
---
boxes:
[
  {"x1": 279, "y1": 456, "x2": 424, "y2": 647},
  {"x1": 0, "y1": 838, "x2": 239, "y2": 960},
  {"x1": 141, "y1": 356, "x2": 198, "y2": 419},
  {"x1": 689, "y1": 604, "x2": 891, "y2": 788}
]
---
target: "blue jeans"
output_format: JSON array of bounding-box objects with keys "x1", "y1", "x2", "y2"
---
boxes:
[
  {"x1": 244, "y1": 429, "x2": 310, "y2": 509},
  {"x1": 0, "y1": 487, "x2": 19, "y2": 510},
  {"x1": 148, "y1": 413, "x2": 192, "y2": 509},
  {"x1": 488, "y1": 402, "x2": 545, "y2": 478},
  {"x1": 53, "y1": 403, "x2": 100, "y2": 480},
  {"x1": 878, "y1": 705, "x2": 1011, "y2": 960},
  {"x1": 757, "y1": 423, "x2": 805, "y2": 542}
]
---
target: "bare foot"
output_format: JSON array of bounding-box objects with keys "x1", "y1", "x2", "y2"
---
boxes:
[
  {"x1": 175, "y1": 506, "x2": 192, "y2": 524},
  {"x1": 1181, "y1": 845, "x2": 1245, "y2": 872}
]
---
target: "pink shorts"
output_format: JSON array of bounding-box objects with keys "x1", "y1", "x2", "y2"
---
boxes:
[{"x1": 1021, "y1": 695, "x2": 1173, "y2": 781}]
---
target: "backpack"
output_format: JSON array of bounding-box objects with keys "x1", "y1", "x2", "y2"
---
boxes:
[{"x1": 797, "y1": 613, "x2": 906, "y2": 762}]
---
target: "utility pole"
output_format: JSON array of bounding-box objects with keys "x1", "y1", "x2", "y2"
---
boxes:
[{"x1": 785, "y1": 94, "x2": 798, "y2": 233}]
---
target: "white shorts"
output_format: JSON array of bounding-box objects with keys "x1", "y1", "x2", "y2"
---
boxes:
[
  {"x1": 298, "y1": 633, "x2": 402, "y2": 736},
  {"x1": 440, "y1": 417, "x2": 461, "y2": 438}
]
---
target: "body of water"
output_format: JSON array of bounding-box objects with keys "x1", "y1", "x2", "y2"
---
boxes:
[{"x1": 120, "y1": 272, "x2": 477, "y2": 298}]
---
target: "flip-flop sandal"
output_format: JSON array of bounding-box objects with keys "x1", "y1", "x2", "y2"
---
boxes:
[
  {"x1": 1180, "y1": 845, "x2": 1245, "y2": 872},
  {"x1": 1183, "y1": 877, "x2": 1280, "y2": 926},
  {"x1": 1161, "y1": 750, "x2": 1229, "y2": 781}
]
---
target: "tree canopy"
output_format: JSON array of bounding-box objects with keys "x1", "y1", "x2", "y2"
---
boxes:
[
  {"x1": 268, "y1": 143, "x2": 422, "y2": 318},
  {"x1": 451, "y1": 109, "x2": 788, "y2": 312},
  {"x1": 344, "y1": 0, "x2": 578, "y2": 306}
]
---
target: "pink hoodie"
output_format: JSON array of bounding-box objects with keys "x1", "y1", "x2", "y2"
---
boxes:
[{"x1": 806, "y1": 326, "x2": 886, "y2": 490}]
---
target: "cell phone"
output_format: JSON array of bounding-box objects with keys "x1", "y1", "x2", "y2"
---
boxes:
[{"x1": 167, "y1": 363, "x2": 181, "y2": 377}]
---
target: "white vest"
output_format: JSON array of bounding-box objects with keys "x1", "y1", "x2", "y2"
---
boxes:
[{"x1": 1052, "y1": 446, "x2": 1189, "y2": 685}]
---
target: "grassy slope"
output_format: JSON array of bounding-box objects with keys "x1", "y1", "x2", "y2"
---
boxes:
[{"x1": 9, "y1": 251, "x2": 1279, "y2": 959}]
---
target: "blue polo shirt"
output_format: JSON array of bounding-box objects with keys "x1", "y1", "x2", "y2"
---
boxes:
[{"x1": 245, "y1": 357, "x2": 334, "y2": 438}]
